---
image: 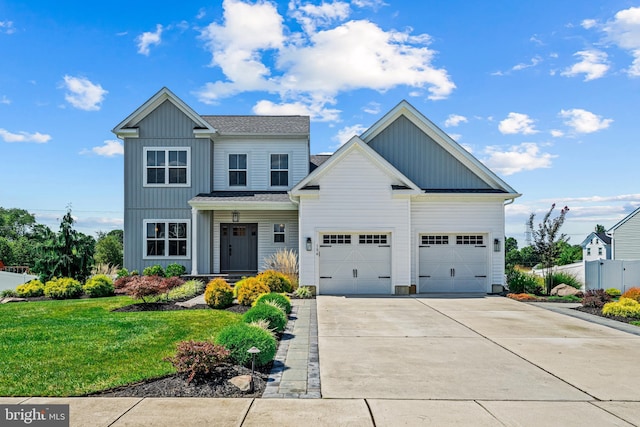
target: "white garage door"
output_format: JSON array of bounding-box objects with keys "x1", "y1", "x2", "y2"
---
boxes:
[
  {"x1": 319, "y1": 233, "x2": 392, "y2": 294},
  {"x1": 419, "y1": 234, "x2": 488, "y2": 293}
]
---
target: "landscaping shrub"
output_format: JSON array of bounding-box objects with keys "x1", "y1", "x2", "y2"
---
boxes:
[
  {"x1": 166, "y1": 279, "x2": 205, "y2": 302},
  {"x1": 622, "y1": 287, "x2": 640, "y2": 302},
  {"x1": 582, "y1": 289, "x2": 612, "y2": 309},
  {"x1": 44, "y1": 278, "x2": 83, "y2": 299},
  {"x1": 551, "y1": 272, "x2": 582, "y2": 290},
  {"x1": 293, "y1": 286, "x2": 313, "y2": 299},
  {"x1": 242, "y1": 303, "x2": 288, "y2": 332},
  {"x1": 16, "y1": 279, "x2": 45, "y2": 298},
  {"x1": 605, "y1": 288, "x2": 622, "y2": 298},
  {"x1": 262, "y1": 248, "x2": 299, "y2": 289},
  {"x1": 1, "y1": 289, "x2": 18, "y2": 298},
  {"x1": 204, "y1": 278, "x2": 234, "y2": 309},
  {"x1": 114, "y1": 275, "x2": 183, "y2": 302},
  {"x1": 254, "y1": 292, "x2": 292, "y2": 314},
  {"x1": 214, "y1": 323, "x2": 277, "y2": 367},
  {"x1": 506, "y1": 293, "x2": 538, "y2": 301},
  {"x1": 143, "y1": 265, "x2": 165, "y2": 277},
  {"x1": 116, "y1": 268, "x2": 130, "y2": 279},
  {"x1": 236, "y1": 277, "x2": 270, "y2": 306},
  {"x1": 165, "y1": 263, "x2": 186, "y2": 278},
  {"x1": 602, "y1": 298, "x2": 640, "y2": 319},
  {"x1": 506, "y1": 269, "x2": 543, "y2": 295},
  {"x1": 164, "y1": 340, "x2": 230, "y2": 383},
  {"x1": 83, "y1": 274, "x2": 115, "y2": 298},
  {"x1": 256, "y1": 270, "x2": 292, "y2": 293}
]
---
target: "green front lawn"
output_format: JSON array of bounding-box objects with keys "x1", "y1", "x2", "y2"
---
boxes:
[{"x1": 0, "y1": 297, "x2": 240, "y2": 396}]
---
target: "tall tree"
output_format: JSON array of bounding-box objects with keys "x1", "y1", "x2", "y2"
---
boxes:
[
  {"x1": 528, "y1": 204, "x2": 570, "y2": 294},
  {"x1": 0, "y1": 208, "x2": 36, "y2": 240},
  {"x1": 595, "y1": 224, "x2": 606, "y2": 233},
  {"x1": 94, "y1": 230, "x2": 124, "y2": 268}
]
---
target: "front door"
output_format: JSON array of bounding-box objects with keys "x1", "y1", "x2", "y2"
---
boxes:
[{"x1": 220, "y1": 223, "x2": 257, "y2": 272}]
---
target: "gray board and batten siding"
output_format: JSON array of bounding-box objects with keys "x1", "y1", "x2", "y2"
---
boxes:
[
  {"x1": 368, "y1": 115, "x2": 492, "y2": 190},
  {"x1": 123, "y1": 100, "x2": 212, "y2": 273}
]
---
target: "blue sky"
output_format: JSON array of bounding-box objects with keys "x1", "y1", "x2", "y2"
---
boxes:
[{"x1": 1, "y1": 0, "x2": 639, "y2": 247}]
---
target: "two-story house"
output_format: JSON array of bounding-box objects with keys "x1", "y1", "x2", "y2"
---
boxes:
[
  {"x1": 581, "y1": 232, "x2": 612, "y2": 261},
  {"x1": 608, "y1": 207, "x2": 640, "y2": 260},
  {"x1": 113, "y1": 87, "x2": 520, "y2": 294}
]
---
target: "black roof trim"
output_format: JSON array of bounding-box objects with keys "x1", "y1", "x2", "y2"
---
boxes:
[{"x1": 421, "y1": 188, "x2": 508, "y2": 194}]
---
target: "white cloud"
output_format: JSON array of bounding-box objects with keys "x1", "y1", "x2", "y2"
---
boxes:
[
  {"x1": 512, "y1": 55, "x2": 542, "y2": 71},
  {"x1": 581, "y1": 19, "x2": 597, "y2": 29},
  {"x1": 529, "y1": 35, "x2": 543, "y2": 45},
  {"x1": 559, "y1": 108, "x2": 612, "y2": 133},
  {"x1": 196, "y1": 8, "x2": 207, "y2": 19},
  {"x1": 62, "y1": 75, "x2": 108, "y2": 111},
  {"x1": 81, "y1": 140, "x2": 124, "y2": 157},
  {"x1": 600, "y1": 7, "x2": 640, "y2": 76},
  {"x1": 253, "y1": 98, "x2": 341, "y2": 122},
  {"x1": 0, "y1": 95, "x2": 10, "y2": 105},
  {"x1": 444, "y1": 114, "x2": 467, "y2": 127},
  {"x1": 196, "y1": 0, "x2": 455, "y2": 120},
  {"x1": 332, "y1": 124, "x2": 368, "y2": 146},
  {"x1": 482, "y1": 143, "x2": 556, "y2": 175},
  {"x1": 448, "y1": 133, "x2": 462, "y2": 141},
  {"x1": 550, "y1": 129, "x2": 564, "y2": 138},
  {"x1": 0, "y1": 20, "x2": 15, "y2": 35},
  {"x1": 136, "y1": 24, "x2": 163, "y2": 56},
  {"x1": 352, "y1": 0, "x2": 386, "y2": 9},
  {"x1": 0, "y1": 128, "x2": 51, "y2": 143},
  {"x1": 561, "y1": 50, "x2": 609, "y2": 81},
  {"x1": 498, "y1": 112, "x2": 538, "y2": 135},
  {"x1": 363, "y1": 101, "x2": 381, "y2": 115},
  {"x1": 460, "y1": 142, "x2": 472, "y2": 152}
]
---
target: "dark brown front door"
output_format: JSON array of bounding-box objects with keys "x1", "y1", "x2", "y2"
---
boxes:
[{"x1": 220, "y1": 224, "x2": 257, "y2": 272}]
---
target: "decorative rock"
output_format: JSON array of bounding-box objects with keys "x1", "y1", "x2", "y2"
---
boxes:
[
  {"x1": 0, "y1": 297, "x2": 27, "y2": 304},
  {"x1": 228, "y1": 374, "x2": 252, "y2": 392},
  {"x1": 550, "y1": 283, "x2": 581, "y2": 297}
]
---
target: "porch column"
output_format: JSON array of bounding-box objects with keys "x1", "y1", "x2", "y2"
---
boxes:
[{"x1": 191, "y1": 207, "x2": 198, "y2": 275}]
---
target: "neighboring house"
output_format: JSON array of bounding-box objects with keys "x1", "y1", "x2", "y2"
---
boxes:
[
  {"x1": 113, "y1": 88, "x2": 520, "y2": 294},
  {"x1": 580, "y1": 232, "x2": 612, "y2": 261},
  {"x1": 609, "y1": 207, "x2": 640, "y2": 260}
]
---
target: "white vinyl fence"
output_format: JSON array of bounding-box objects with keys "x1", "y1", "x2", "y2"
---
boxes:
[
  {"x1": 532, "y1": 262, "x2": 585, "y2": 289},
  {"x1": 584, "y1": 260, "x2": 640, "y2": 292}
]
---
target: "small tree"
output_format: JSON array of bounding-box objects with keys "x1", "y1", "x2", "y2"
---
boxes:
[
  {"x1": 94, "y1": 230, "x2": 123, "y2": 268},
  {"x1": 595, "y1": 224, "x2": 606, "y2": 233},
  {"x1": 528, "y1": 204, "x2": 570, "y2": 294}
]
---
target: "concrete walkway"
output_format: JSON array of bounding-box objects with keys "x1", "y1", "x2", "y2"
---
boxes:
[{"x1": 4, "y1": 295, "x2": 640, "y2": 426}]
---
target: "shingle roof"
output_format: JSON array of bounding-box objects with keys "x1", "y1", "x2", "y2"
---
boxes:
[
  {"x1": 310, "y1": 154, "x2": 332, "y2": 172},
  {"x1": 201, "y1": 116, "x2": 309, "y2": 135},
  {"x1": 595, "y1": 232, "x2": 612, "y2": 245},
  {"x1": 191, "y1": 191, "x2": 292, "y2": 203}
]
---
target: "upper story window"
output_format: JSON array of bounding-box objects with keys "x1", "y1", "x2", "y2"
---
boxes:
[
  {"x1": 587, "y1": 248, "x2": 591, "y2": 256},
  {"x1": 144, "y1": 220, "x2": 189, "y2": 258},
  {"x1": 144, "y1": 147, "x2": 190, "y2": 187},
  {"x1": 270, "y1": 154, "x2": 289, "y2": 187},
  {"x1": 598, "y1": 247, "x2": 603, "y2": 256},
  {"x1": 229, "y1": 154, "x2": 247, "y2": 187}
]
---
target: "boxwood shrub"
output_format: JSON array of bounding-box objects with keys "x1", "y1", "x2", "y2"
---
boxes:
[
  {"x1": 253, "y1": 292, "x2": 292, "y2": 314},
  {"x1": 204, "y1": 278, "x2": 234, "y2": 309},
  {"x1": 257, "y1": 270, "x2": 292, "y2": 293},
  {"x1": 83, "y1": 274, "x2": 115, "y2": 298},
  {"x1": 236, "y1": 277, "x2": 270, "y2": 306},
  {"x1": 243, "y1": 303, "x2": 288, "y2": 332},
  {"x1": 214, "y1": 322, "x2": 277, "y2": 367},
  {"x1": 16, "y1": 279, "x2": 45, "y2": 298},
  {"x1": 44, "y1": 278, "x2": 83, "y2": 299},
  {"x1": 143, "y1": 265, "x2": 165, "y2": 277},
  {"x1": 165, "y1": 263, "x2": 186, "y2": 278}
]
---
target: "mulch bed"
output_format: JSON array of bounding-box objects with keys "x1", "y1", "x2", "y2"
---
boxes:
[
  {"x1": 112, "y1": 301, "x2": 251, "y2": 314},
  {"x1": 573, "y1": 306, "x2": 639, "y2": 325},
  {"x1": 88, "y1": 363, "x2": 271, "y2": 398}
]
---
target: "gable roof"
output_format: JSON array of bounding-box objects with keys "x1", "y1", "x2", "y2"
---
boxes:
[
  {"x1": 580, "y1": 232, "x2": 612, "y2": 248},
  {"x1": 201, "y1": 115, "x2": 309, "y2": 136},
  {"x1": 291, "y1": 135, "x2": 421, "y2": 194},
  {"x1": 360, "y1": 100, "x2": 519, "y2": 195},
  {"x1": 112, "y1": 87, "x2": 217, "y2": 139},
  {"x1": 609, "y1": 206, "x2": 640, "y2": 232}
]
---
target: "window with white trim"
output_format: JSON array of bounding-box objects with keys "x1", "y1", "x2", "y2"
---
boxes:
[
  {"x1": 422, "y1": 235, "x2": 449, "y2": 245},
  {"x1": 359, "y1": 234, "x2": 388, "y2": 244},
  {"x1": 323, "y1": 234, "x2": 351, "y2": 244},
  {"x1": 270, "y1": 154, "x2": 288, "y2": 187},
  {"x1": 144, "y1": 220, "x2": 189, "y2": 258},
  {"x1": 144, "y1": 148, "x2": 190, "y2": 186},
  {"x1": 229, "y1": 154, "x2": 247, "y2": 186},
  {"x1": 273, "y1": 223, "x2": 285, "y2": 243},
  {"x1": 456, "y1": 235, "x2": 484, "y2": 245}
]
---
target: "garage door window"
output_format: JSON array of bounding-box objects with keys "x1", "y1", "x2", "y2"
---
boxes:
[
  {"x1": 359, "y1": 234, "x2": 388, "y2": 244},
  {"x1": 323, "y1": 234, "x2": 351, "y2": 244},
  {"x1": 422, "y1": 235, "x2": 449, "y2": 245},
  {"x1": 456, "y1": 235, "x2": 484, "y2": 245}
]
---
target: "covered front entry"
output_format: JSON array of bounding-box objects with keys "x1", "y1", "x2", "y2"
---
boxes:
[
  {"x1": 318, "y1": 233, "x2": 392, "y2": 294},
  {"x1": 220, "y1": 223, "x2": 257, "y2": 272},
  {"x1": 419, "y1": 234, "x2": 488, "y2": 293}
]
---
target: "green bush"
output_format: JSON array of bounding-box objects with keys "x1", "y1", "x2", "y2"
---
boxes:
[
  {"x1": 236, "y1": 277, "x2": 270, "y2": 306},
  {"x1": 166, "y1": 279, "x2": 205, "y2": 302},
  {"x1": 116, "y1": 268, "x2": 129, "y2": 279},
  {"x1": 164, "y1": 340, "x2": 230, "y2": 383},
  {"x1": 551, "y1": 272, "x2": 582, "y2": 290},
  {"x1": 294, "y1": 286, "x2": 313, "y2": 299},
  {"x1": 506, "y1": 269, "x2": 543, "y2": 294},
  {"x1": 605, "y1": 288, "x2": 622, "y2": 298},
  {"x1": 165, "y1": 263, "x2": 186, "y2": 278},
  {"x1": 1, "y1": 289, "x2": 18, "y2": 298},
  {"x1": 44, "y1": 278, "x2": 83, "y2": 299},
  {"x1": 254, "y1": 292, "x2": 292, "y2": 314},
  {"x1": 214, "y1": 323, "x2": 277, "y2": 367},
  {"x1": 16, "y1": 279, "x2": 45, "y2": 298},
  {"x1": 204, "y1": 278, "x2": 234, "y2": 309},
  {"x1": 243, "y1": 303, "x2": 288, "y2": 332},
  {"x1": 602, "y1": 298, "x2": 640, "y2": 318},
  {"x1": 83, "y1": 274, "x2": 115, "y2": 298},
  {"x1": 143, "y1": 265, "x2": 165, "y2": 277},
  {"x1": 256, "y1": 269, "x2": 292, "y2": 293}
]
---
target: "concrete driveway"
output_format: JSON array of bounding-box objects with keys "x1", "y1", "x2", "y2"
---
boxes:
[{"x1": 317, "y1": 295, "x2": 640, "y2": 424}]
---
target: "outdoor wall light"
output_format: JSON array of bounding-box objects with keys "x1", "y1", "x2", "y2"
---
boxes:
[
  {"x1": 493, "y1": 238, "x2": 501, "y2": 252},
  {"x1": 306, "y1": 237, "x2": 312, "y2": 251},
  {"x1": 232, "y1": 211, "x2": 239, "y2": 223}
]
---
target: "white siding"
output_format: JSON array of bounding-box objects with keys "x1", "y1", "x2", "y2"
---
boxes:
[
  {"x1": 613, "y1": 212, "x2": 640, "y2": 260},
  {"x1": 212, "y1": 210, "x2": 299, "y2": 273},
  {"x1": 411, "y1": 200, "x2": 505, "y2": 292},
  {"x1": 298, "y1": 149, "x2": 411, "y2": 291},
  {"x1": 213, "y1": 138, "x2": 309, "y2": 191}
]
